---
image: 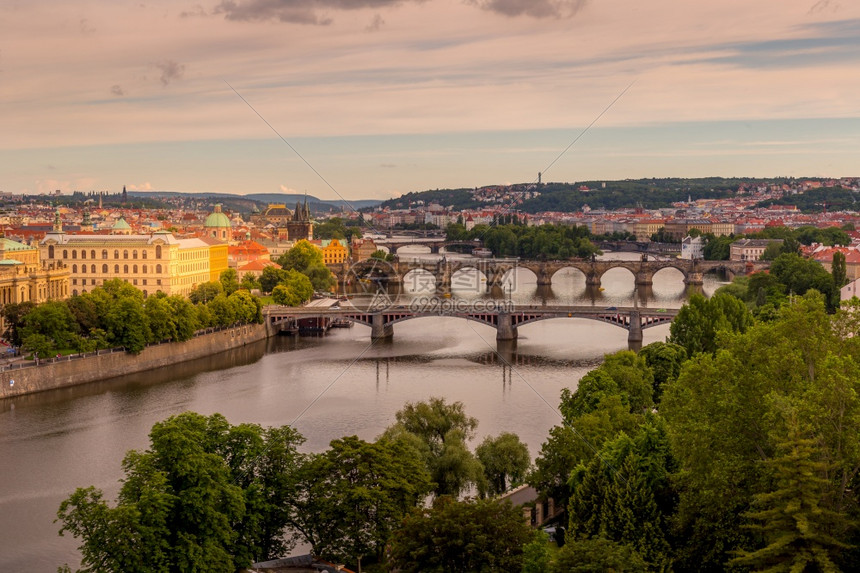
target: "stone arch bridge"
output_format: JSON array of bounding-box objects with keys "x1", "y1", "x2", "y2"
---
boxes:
[{"x1": 329, "y1": 258, "x2": 769, "y2": 291}]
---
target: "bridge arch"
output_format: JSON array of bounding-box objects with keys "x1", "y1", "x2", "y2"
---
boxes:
[
  {"x1": 549, "y1": 266, "x2": 588, "y2": 283},
  {"x1": 450, "y1": 266, "x2": 488, "y2": 291},
  {"x1": 396, "y1": 244, "x2": 432, "y2": 255},
  {"x1": 402, "y1": 268, "x2": 436, "y2": 293}
]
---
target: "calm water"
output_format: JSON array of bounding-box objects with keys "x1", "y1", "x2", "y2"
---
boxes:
[{"x1": 0, "y1": 252, "x2": 724, "y2": 571}]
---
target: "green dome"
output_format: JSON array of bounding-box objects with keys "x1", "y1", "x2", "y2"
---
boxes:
[
  {"x1": 204, "y1": 204, "x2": 231, "y2": 228},
  {"x1": 112, "y1": 217, "x2": 131, "y2": 230}
]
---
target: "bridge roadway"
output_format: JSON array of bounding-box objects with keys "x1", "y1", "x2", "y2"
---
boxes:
[
  {"x1": 264, "y1": 304, "x2": 679, "y2": 350},
  {"x1": 328, "y1": 258, "x2": 769, "y2": 292}
]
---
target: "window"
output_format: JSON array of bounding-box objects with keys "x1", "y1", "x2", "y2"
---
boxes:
[
  {"x1": 72, "y1": 264, "x2": 77, "y2": 273},
  {"x1": 143, "y1": 279, "x2": 147, "y2": 285},
  {"x1": 157, "y1": 279, "x2": 162, "y2": 285},
  {"x1": 102, "y1": 250, "x2": 108, "y2": 259},
  {"x1": 156, "y1": 264, "x2": 162, "y2": 273},
  {"x1": 81, "y1": 265, "x2": 86, "y2": 274},
  {"x1": 48, "y1": 245, "x2": 54, "y2": 258},
  {"x1": 63, "y1": 250, "x2": 68, "y2": 259},
  {"x1": 155, "y1": 246, "x2": 162, "y2": 258},
  {"x1": 114, "y1": 250, "x2": 119, "y2": 259},
  {"x1": 124, "y1": 265, "x2": 128, "y2": 273},
  {"x1": 123, "y1": 250, "x2": 128, "y2": 259},
  {"x1": 133, "y1": 279, "x2": 138, "y2": 285},
  {"x1": 114, "y1": 264, "x2": 119, "y2": 273},
  {"x1": 91, "y1": 264, "x2": 95, "y2": 273},
  {"x1": 102, "y1": 264, "x2": 108, "y2": 273},
  {"x1": 81, "y1": 250, "x2": 86, "y2": 259},
  {"x1": 142, "y1": 250, "x2": 147, "y2": 260},
  {"x1": 133, "y1": 265, "x2": 138, "y2": 273},
  {"x1": 143, "y1": 264, "x2": 147, "y2": 274},
  {"x1": 72, "y1": 250, "x2": 77, "y2": 259},
  {"x1": 91, "y1": 250, "x2": 96, "y2": 260}
]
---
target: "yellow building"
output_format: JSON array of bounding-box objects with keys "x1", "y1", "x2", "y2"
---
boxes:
[
  {"x1": 0, "y1": 237, "x2": 70, "y2": 335},
  {"x1": 321, "y1": 239, "x2": 349, "y2": 264},
  {"x1": 0, "y1": 238, "x2": 69, "y2": 305},
  {"x1": 199, "y1": 236, "x2": 229, "y2": 282},
  {"x1": 40, "y1": 226, "x2": 212, "y2": 298}
]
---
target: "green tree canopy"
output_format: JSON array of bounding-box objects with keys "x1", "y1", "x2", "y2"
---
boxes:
[{"x1": 388, "y1": 497, "x2": 534, "y2": 573}]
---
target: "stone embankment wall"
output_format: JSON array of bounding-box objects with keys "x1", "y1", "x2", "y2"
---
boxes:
[{"x1": 0, "y1": 322, "x2": 271, "y2": 399}]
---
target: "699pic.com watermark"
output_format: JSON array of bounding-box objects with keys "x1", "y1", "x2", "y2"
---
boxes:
[{"x1": 407, "y1": 296, "x2": 514, "y2": 314}]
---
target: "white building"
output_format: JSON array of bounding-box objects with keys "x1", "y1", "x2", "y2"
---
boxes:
[{"x1": 680, "y1": 235, "x2": 704, "y2": 260}]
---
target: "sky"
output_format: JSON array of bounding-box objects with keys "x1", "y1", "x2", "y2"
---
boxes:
[{"x1": 2, "y1": 0, "x2": 860, "y2": 200}]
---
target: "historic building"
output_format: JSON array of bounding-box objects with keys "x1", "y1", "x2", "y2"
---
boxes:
[
  {"x1": 0, "y1": 237, "x2": 69, "y2": 305},
  {"x1": 350, "y1": 238, "x2": 378, "y2": 262},
  {"x1": 250, "y1": 200, "x2": 314, "y2": 242},
  {"x1": 320, "y1": 238, "x2": 349, "y2": 265},
  {"x1": 203, "y1": 204, "x2": 232, "y2": 242},
  {"x1": 40, "y1": 220, "x2": 212, "y2": 298}
]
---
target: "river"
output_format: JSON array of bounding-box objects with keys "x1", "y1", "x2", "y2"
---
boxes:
[{"x1": 0, "y1": 252, "x2": 725, "y2": 571}]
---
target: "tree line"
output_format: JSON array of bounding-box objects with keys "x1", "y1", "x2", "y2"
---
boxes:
[
  {"x1": 4, "y1": 275, "x2": 262, "y2": 358},
  {"x1": 446, "y1": 222, "x2": 601, "y2": 259}
]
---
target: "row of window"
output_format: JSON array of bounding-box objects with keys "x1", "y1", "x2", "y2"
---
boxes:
[
  {"x1": 72, "y1": 278, "x2": 162, "y2": 287},
  {"x1": 72, "y1": 264, "x2": 164, "y2": 274},
  {"x1": 48, "y1": 246, "x2": 163, "y2": 260}
]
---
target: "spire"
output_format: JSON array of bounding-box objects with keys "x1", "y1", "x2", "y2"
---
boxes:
[{"x1": 53, "y1": 208, "x2": 63, "y2": 233}]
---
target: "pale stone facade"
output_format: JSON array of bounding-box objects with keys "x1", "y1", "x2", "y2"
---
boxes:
[{"x1": 40, "y1": 230, "x2": 212, "y2": 298}]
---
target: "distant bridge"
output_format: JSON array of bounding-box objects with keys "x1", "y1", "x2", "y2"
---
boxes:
[
  {"x1": 328, "y1": 258, "x2": 769, "y2": 292},
  {"x1": 264, "y1": 304, "x2": 679, "y2": 350}
]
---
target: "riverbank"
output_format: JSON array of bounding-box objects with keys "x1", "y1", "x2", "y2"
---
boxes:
[{"x1": 0, "y1": 322, "x2": 271, "y2": 399}]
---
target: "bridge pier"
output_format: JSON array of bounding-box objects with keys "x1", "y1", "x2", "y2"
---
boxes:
[
  {"x1": 628, "y1": 310, "x2": 643, "y2": 351},
  {"x1": 635, "y1": 271, "x2": 653, "y2": 286},
  {"x1": 496, "y1": 313, "x2": 518, "y2": 341},
  {"x1": 371, "y1": 313, "x2": 393, "y2": 340},
  {"x1": 684, "y1": 272, "x2": 704, "y2": 286},
  {"x1": 585, "y1": 272, "x2": 601, "y2": 287},
  {"x1": 536, "y1": 269, "x2": 553, "y2": 286}
]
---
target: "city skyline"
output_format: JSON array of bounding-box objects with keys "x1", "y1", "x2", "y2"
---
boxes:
[{"x1": 3, "y1": 0, "x2": 860, "y2": 200}]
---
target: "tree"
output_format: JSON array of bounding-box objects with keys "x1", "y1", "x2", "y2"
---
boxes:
[
  {"x1": 57, "y1": 413, "x2": 305, "y2": 572},
  {"x1": 638, "y1": 341, "x2": 688, "y2": 404},
  {"x1": 259, "y1": 266, "x2": 286, "y2": 294},
  {"x1": 770, "y1": 252, "x2": 839, "y2": 312},
  {"x1": 550, "y1": 538, "x2": 648, "y2": 572},
  {"x1": 669, "y1": 292, "x2": 753, "y2": 356},
  {"x1": 286, "y1": 436, "x2": 432, "y2": 571},
  {"x1": 188, "y1": 281, "x2": 224, "y2": 304},
  {"x1": 304, "y1": 263, "x2": 336, "y2": 292},
  {"x1": 220, "y1": 268, "x2": 240, "y2": 296},
  {"x1": 103, "y1": 297, "x2": 150, "y2": 354},
  {"x1": 832, "y1": 251, "x2": 848, "y2": 288},
  {"x1": 730, "y1": 415, "x2": 851, "y2": 572},
  {"x1": 1, "y1": 300, "x2": 35, "y2": 346},
  {"x1": 475, "y1": 432, "x2": 530, "y2": 498},
  {"x1": 144, "y1": 294, "x2": 177, "y2": 342},
  {"x1": 240, "y1": 272, "x2": 261, "y2": 291},
  {"x1": 383, "y1": 397, "x2": 484, "y2": 497},
  {"x1": 567, "y1": 421, "x2": 675, "y2": 570},
  {"x1": 278, "y1": 240, "x2": 324, "y2": 272},
  {"x1": 388, "y1": 497, "x2": 534, "y2": 573},
  {"x1": 20, "y1": 300, "x2": 78, "y2": 351}
]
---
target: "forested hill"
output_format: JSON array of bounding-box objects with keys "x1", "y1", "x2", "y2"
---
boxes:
[
  {"x1": 520, "y1": 178, "x2": 754, "y2": 212},
  {"x1": 377, "y1": 178, "x2": 799, "y2": 213}
]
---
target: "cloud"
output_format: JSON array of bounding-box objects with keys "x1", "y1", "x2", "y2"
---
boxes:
[
  {"x1": 468, "y1": 0, "x2": 587, "y2": 18},
  {"x1": 280, "y1": 184, "x2": 299, "y2": 193},
  {"x1": 180, "y1": 4, "x2": 209, "y2": 17},
  {"x1": 809, "y1": 0, "x2": 840, "y2": 14},
  {"x1": 153, "y1": 60, "x2": 185, "y2": 86},
  {"x1": 213, "y1": 0, "x2": 585, "y2": 24},
  {"x1": 127, "y1": 182, "x2": 153, "y2": 191},
  {"x1": 366, "y1": 13, "x2": 385, "y2": 31},
  {"x1": 79, "y1": 18, "x2": 96, "y2": 36},
  {"x1": 110, "y1": 84, "x2": 125, "y2": 96}
]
